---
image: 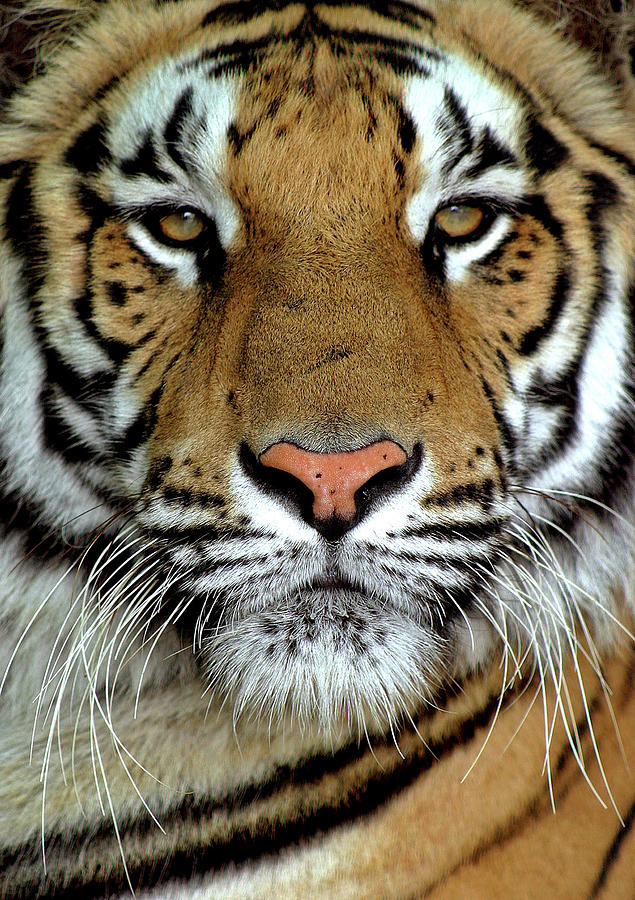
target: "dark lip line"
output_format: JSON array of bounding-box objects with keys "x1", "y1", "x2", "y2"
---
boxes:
[
  {"x1": 294, "y1": 575, "x2": 392, "y2": 605},
  {"x1": 303, "y1": 575, "x2": 362, "y2": 592}
]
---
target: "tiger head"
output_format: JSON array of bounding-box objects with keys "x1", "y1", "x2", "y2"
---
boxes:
[{"x1": 0, "y1": 0, "x2": 633, "y2": 737}]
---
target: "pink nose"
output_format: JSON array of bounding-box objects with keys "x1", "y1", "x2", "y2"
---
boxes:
[{"x1": 259, "y1": 440, "x2": 407, "y2": 522}]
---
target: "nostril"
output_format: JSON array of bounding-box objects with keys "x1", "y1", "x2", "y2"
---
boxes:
[
  {"x1": 260, "y1": 440, "x2": 406, "y2": 522},
  {"x1": 239, "y1": 442, "x2": 315, "y2": 518},
  {"x1": 355, "y1": 442, "x2": 422, "y2": 508},
  {"x1": 240, "y1": 440, "x2": 422, "y2": 536}
]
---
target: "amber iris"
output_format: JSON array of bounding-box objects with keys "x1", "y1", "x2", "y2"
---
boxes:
[
  {"x1": 434, "y1": 204, "x2": 484, "y2": 238},
  {"x1": 158, "y1": 209, "x2": 205, "y2": 242}
]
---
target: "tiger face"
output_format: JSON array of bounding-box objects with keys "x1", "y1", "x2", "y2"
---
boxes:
[{"x1": 0, "y1": 0, "x2": 633, "y2": 740}]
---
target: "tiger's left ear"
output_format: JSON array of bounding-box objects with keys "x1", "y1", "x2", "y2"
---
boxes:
[{"x1": 513, "y1": 0, "x2": 634, "y2": 109}]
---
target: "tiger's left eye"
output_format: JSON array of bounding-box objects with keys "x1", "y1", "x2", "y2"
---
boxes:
[
  {"x1": 158, "y1": 210, "x2": 205, "y2": 242},
  {"x1": 434, "y1": 204, "x2": 484, "y2": 238}
]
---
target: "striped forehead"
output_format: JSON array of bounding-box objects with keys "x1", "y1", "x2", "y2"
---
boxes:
[{"x1": 102, "y1": 33, "x2": 528, "y2": 251}]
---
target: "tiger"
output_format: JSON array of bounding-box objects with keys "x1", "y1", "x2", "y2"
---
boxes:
[{"x1": 0, "y1": 0, "x2": 633, "y2": 897}]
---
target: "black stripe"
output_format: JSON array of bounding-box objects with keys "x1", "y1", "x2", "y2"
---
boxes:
[
  {"x1": 520, "y1": 170, "x2": 627, "y2": 481},
  {"x1": 444, "y1": 43, "x2": 634, "y2": 181},
  {"x1": 397, "y1": 103, "x2": 416, "y2": 153},
  {"x1": 202, "y1": 0, "x2": 299, "y2": 26},
  {"x1": 119, "y1": 133, "x2": 173, "y2": 183},
  {"x1": 189, "y1": 15, "x2": 437, "y2": 78},
  {"x1": 113, "y1": 383, "x2": 164, "y2": 456},
  {"x1": 40, "y1": 388, "x2": 97, "y2": 464},
  {"x1": 227, "y1": 121, "x2": 257, "y2": 156},
  {"x1": 371, "y1": 47, "x2": 428, "y2": 77},
  {"x1": 175, "y1": 36, "x2": 278, "y2": 74},
  {"x1": 519, "y1": 268, "x2": 570, "y2": 355},
  {"x1": 480, "y1": 376, "x2": 516, "y2": 469},
  {"x1": 351, "y1": 0, "x2": 436, "y2": 27},
  {"x1": 4, "y1": 167, "x2": 119, "y2": 471},
  {"x1": 0, "y1": 457, "x2": 117, "y2": 562},
  {"x1": 520, "y1": 193, "x2": 564, "y2": 241},
  {"x1": 529, "y1": 366, "x2": 578, "y2": 410},
  {"x1": 438, "y1": 87, "x2": 473, "y2": 176},
  {"x1": 188, "y1": 553, "x2": 274, "y2": 583},
  {"x1": 464, "y1": 126, "x2": 516, "y2": 179},
  {"x1": 5, "y1": 168, "x2": 122, "y2": 378},
  {"x1": 422, "y1": 479, "x2": 497, "y2": 511},
  {"x1": 72, "y1": 292, "x2": 133, "y2": 365},
  {"x1": 0, "y1": 461, "x2": 70, "y2": 561},
  {"x1": 588, "y1": 139, "x2": 635, "y2": 179},
  {"x1": 71, "y1": 185, "x2": 138, "y2": 363},
  {"x1": 46, "y1": 348, "x2": 116, "y2": 414},
  {"x1": 524, "y1": 115, "x2": 569, "y2": 175},
  {"x1": 387, "y1": 551, "x2": 492, "y2": 581},
  {"x1": 584, "y1": 402, "x2": 635, "y2": 518},
  {"x1": 162, "y1": 486, "x2": 226, "y2": 508},
  {"x1": 411, "y1": 679, "x2": 618, "y2": 900},
  {"x1": 93, "y1": 74, "x2": 121, "y2": 102},
  {"x1": 0, "y1": 683, "x2": 501, "y2": 900},
  {"x1": 585, "y1": 170, "x2": 620, "y2": 243},
  {"x1": 146, "y1": 454, "x2": 173, "y2": 490},
  {"x1": 478, "y1": 228, "x2": 521, "y2": 269},
  {"x1": 202, "y1": 0, "x2": 435, "y2": 29},
  {"x1": 163, "y1": 88, "x2": 194, "y2": 172},
  {"x1": 134, "y1": 334, "x2": 170, "y2": 380},
  {"x1": 65, "y1": 118, "x2": 111, "y2": 175},
  {"x1": 4, "y1": 164, "x2": 47, "y2": 298},
  {"x1": 76, "y1": 183, "x2": 111, "y2": 228},
  {"x1": 589, "y1": 799, "x2": 635, "y2": 897},
  {"x1": 398, "y1": 519, "x2": 503, "y2": 542},
  {"x1": 324, "y1": 28, "x2": 440, "y2": 68},
  {"x1": 144, "y1": 522, "x2": 230, "y2": 542},
  {"x1": 0, "y1": 159, "x2": 25, "y2": 180}
]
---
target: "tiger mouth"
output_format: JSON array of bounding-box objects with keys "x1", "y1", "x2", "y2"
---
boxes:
[
  {"x1": 298, "y1": 575, "x2": 368, "y2": 596},
  {"x1": 206, "y1": 575, "x2": 390, "y2": 632}
]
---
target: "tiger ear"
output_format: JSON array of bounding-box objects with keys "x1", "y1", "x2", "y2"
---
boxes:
[
  {"x1": 0, "y1": 0, "x2": 95, "y2": 99},
  {"x1": 514, "y1": 0, "x2": 634, "y2": 105}
]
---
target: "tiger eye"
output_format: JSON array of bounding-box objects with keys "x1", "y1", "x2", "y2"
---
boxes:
[
  {"x1": 158, "y1": 210, "x2": 205, "y2": 242},
  {"x1": 435, "y1": 204, "x2": 484, "y2": 238}
]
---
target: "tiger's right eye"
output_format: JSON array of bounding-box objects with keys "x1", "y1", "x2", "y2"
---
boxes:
[
  {"x1": 434, "y1": 204, "x2": 484, "y2": 239},
  {"x1": 158, "y1": 209, "x2": 205, "y2": 242}
]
